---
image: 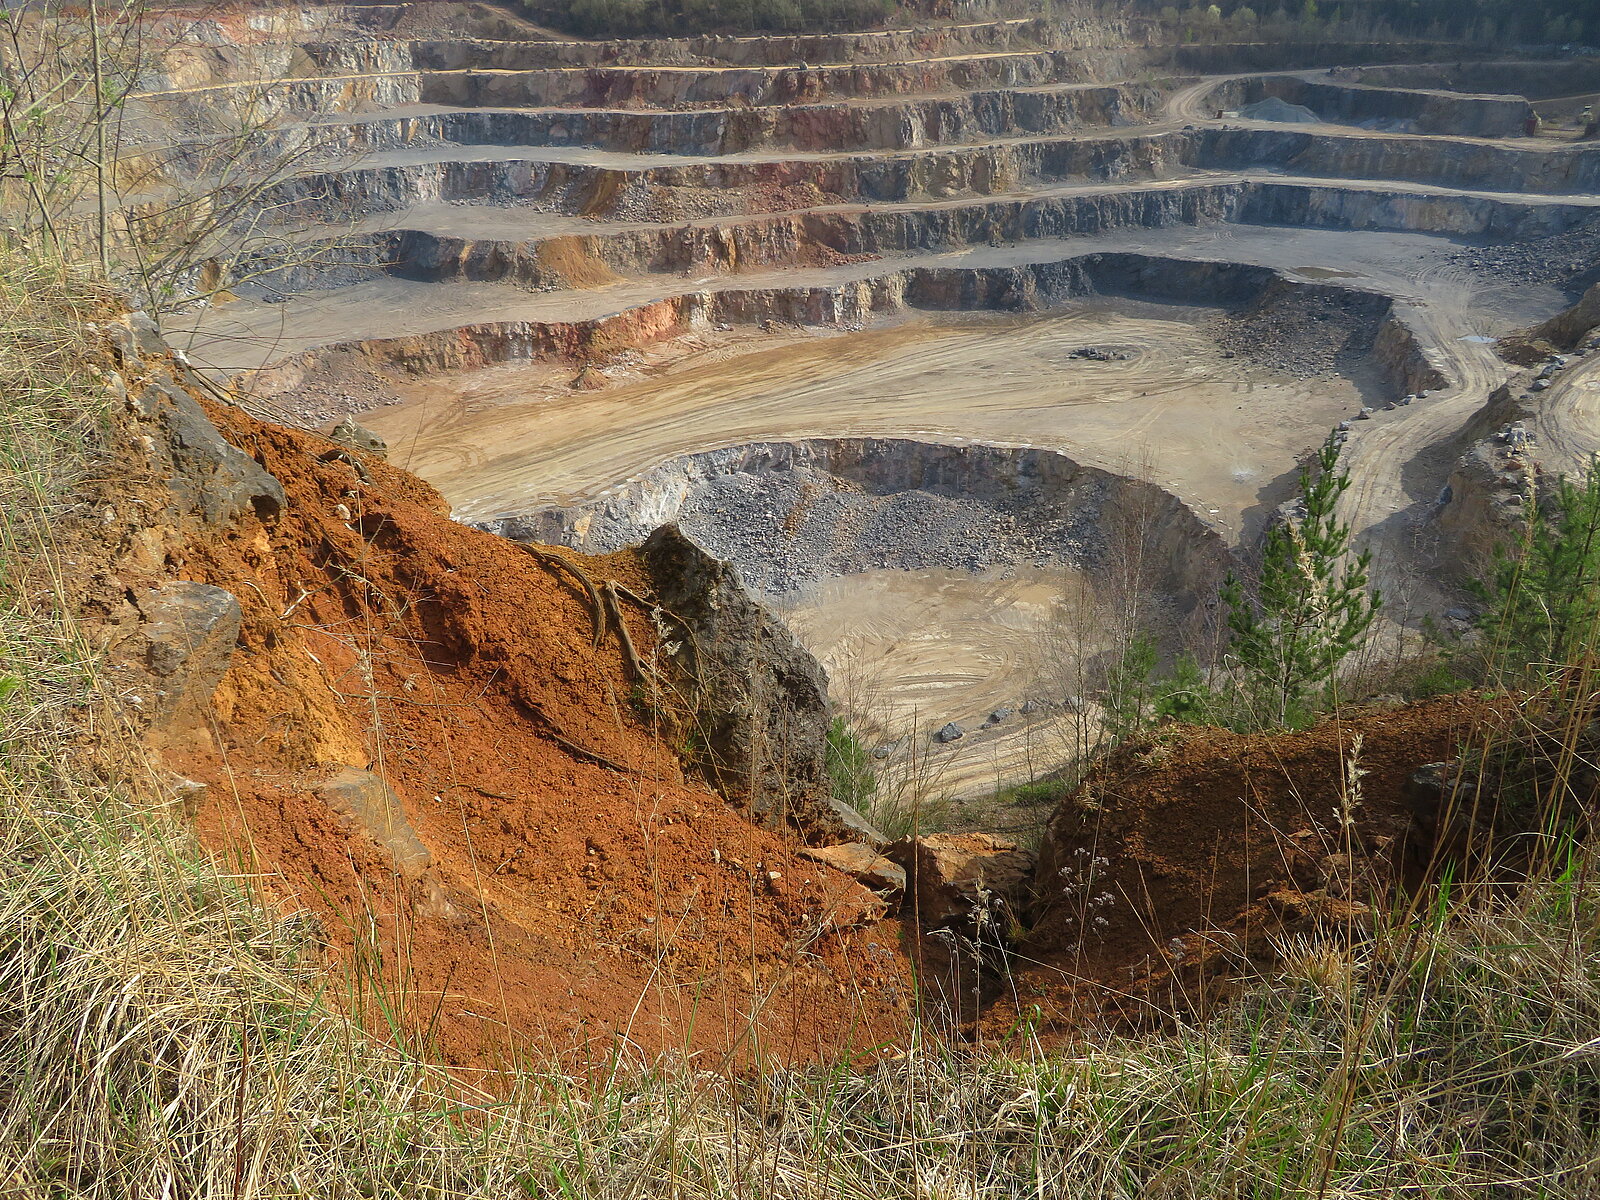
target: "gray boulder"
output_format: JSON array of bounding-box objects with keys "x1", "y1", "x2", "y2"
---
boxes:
[
  {"x1": 639, "y1": 524, "x2": 846, "y2": 842},
  {"x1": 328, "y1": 416, "x2": 388, "y2": 459},
  {"x1": 151, "y1": 383, "x2": 286, "y2": 530}
]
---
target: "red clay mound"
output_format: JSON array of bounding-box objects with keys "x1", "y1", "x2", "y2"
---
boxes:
[
  {"x1": 151, "y1": 399, "x2": 911, "y2": 1071},
  {"x1": 993, "y1": 696, "x2": 1488, "y2": 1037}
]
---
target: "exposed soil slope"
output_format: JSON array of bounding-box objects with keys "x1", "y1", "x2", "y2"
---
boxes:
[
  {"x1": 994, "y1": 696, "x2": 1488, "y2": 1036},
  {"x1": 111, "y1": 371, "x2": 911, "y2": 1071}
]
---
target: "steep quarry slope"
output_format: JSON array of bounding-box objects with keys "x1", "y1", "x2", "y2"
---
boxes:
[
  {"x1": 94, "y1": 337, "x2": 912, "y2": 1069},
  {"x1": 128, "y1": 7, "x2": 1600, "y2": 793}
]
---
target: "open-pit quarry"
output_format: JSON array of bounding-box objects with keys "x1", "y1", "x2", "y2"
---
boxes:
[
  {"x1": 130, "y1": 6, "x2": 1600, "y2": 807},
  {"x1": 68, "y1": 0, "x2": 1600, "y2": 1068}
]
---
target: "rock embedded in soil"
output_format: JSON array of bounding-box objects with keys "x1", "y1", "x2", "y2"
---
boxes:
[
  {"x1": 130, "y1": 580, "x2": 243, "y2": 741},
  {"x1": 326, "y1": 415, "x2": 388, "y2": 458},
  {"x1": 153, "y1": 382, "x2": 287, "y2": 530},
  {"x1": 638, "y1": 524, "x2": 847, "y2": 842},
  {"x1": 887, "y1": 832, "x2": 1037, "y2": 931},
  {"x1": 799, "y1": 842, "x2": 907, "y2": 905},
  {"x1": 313, "y1": 765, "x2": 433, "y2": 877}
]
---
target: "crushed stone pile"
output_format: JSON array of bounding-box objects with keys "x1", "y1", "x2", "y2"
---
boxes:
[
  {"x1": 1239, "y1": 96, "x2": 1320, "y2": 124},
  {"x1": 1445, "y1": 214, "x2": 1600, "y2": 296},
  {"x1": 1206, "y1": 288, "x2": 1385, "y2": 380},
  {"x1": 675, "y1": 464, "x2": 1105, "y2": 593}
]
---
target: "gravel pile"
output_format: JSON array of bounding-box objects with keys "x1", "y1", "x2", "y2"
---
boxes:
[
  {"x1": 675, "y1": 464, "x2": 1104, "y2": 592},
  {"x1": 1444, "y1": 216, "x2": 1600, "y2": 294},
  {"x1": 1205, "y1": 289, "x2": 1383, "y2": 379}
]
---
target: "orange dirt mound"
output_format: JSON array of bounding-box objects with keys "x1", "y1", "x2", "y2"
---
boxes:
[
  {"x1": 991, "y1": 696, "x2": 1488, "y2": 1038},
  {"x1": 163, "y1": 400, "x2": 912, "y2": 1072}
]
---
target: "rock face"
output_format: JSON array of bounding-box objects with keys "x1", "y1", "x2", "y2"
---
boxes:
[
  {"x1": 884, "y1": 832, "x2": 1038, "y2": 1016},
  {"x1": 239, "y1": 174, "x2": 1596, "y2": 300},
  {"x1": 130, "y1": 581, "x2": 243, "y2": 745},
  {"x1": 1438, "y1": 385, "x2": 1538, "y2": 574},
  {"x1": 494, "y1": 436, "x2": 1232, "y2": 617},
  {"x1": 253, "y1": 251, "x2": 1450, "y2": 424},
  {"x1": 638, "y1": 523, "x2": 848, "y2": 842},
  {"x1": 150, "y1": 381, "x2": 286, "y2": 530},
  {"x1": 887, "y1": 832, "x2": 1036, "y2": 931},
  {"x1": 1211, "y1": 73, "x2": 1535, "y2": 137},
  {"x1": 1527, "y1": 281, "x2": 1600, "y2": 349}
]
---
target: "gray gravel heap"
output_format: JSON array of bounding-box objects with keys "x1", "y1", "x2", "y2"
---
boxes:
[{"x1": 674, "y1": 463, "x2": 1104, "y2": 593}]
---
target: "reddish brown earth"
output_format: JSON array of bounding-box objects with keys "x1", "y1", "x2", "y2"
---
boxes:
[
  {"x1": 990, "y1": 696, "x2": 1492, "y2": 1039},
  {"x1": 152, "y1": 399, "x2": 914, "y2": 1072}
]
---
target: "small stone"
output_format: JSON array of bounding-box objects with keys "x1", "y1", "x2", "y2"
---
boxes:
[
  {"x1": 327, "y1": 416, "x2": 387, "y2": 458},
  {"x1": 799, "y1": 842, "x2": 907, "y2": 904}
]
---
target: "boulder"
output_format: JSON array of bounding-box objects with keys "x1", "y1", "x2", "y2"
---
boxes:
[
  {"x1": 133, "y1": 581, "x2": 242, "y2": 735},
  {"x1": 800, "y1": 842, "x2": 906, "y2": 904},
  {"x1": 327, "y1": 416, "x2": 388, "y2": 458},
  {"x1": 639, "y1": 524, "x2": 845, "y2": 843},
  {"x1": 151, "y1": 383, "x2": 286, "y2": 529},
  {"x1": 312, "y1": 766, "x2": 432, "y2": 876},
  {"x1": 108, "y1": 311, "x2": 168, "y2": 363},
  {"x1": 933, "y1": 721, "x2": 964, "y2": 744},
  {"x1": 886, "y1": 833, "x2": 1036, "y2": 930},
  {"x1": 826, "y1": 795, "x2": 886, "y2": 844}
]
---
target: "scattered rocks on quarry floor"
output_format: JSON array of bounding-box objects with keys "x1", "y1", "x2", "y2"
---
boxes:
[
  {"x1": 1444, "y1": 215, "x2": 1600, "y2": 295},
  {"x1": 1205, "y1": 288, "x2": 1383, "y2": 380}
]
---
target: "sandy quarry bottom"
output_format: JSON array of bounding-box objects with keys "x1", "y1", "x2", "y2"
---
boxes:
[{"x1": 772, "y1": 565, "x2": 1112, "y2": 813}]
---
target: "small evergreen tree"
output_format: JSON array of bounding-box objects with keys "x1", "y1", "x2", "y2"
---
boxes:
[
  {"x1": 1098, "y1": 638, "x2": 1214, "y2": 743},
  {"x1": 1099, "y1": 633, "x2": 1161, "y2": 743},
  {"x1": 1477, "y1": 459, "x2": 1600, "y2": 690},
  {"x1": 824, "y1": 716, "x2": 878, "y2": 812},
  {"x1": 1221, "y1": 433, "x2": 1380, "y2": 730}
]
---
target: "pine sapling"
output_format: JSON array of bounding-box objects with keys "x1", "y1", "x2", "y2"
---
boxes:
[{"x1": 1221, "y1": 432, "x2": 1381, "y2": 729}]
